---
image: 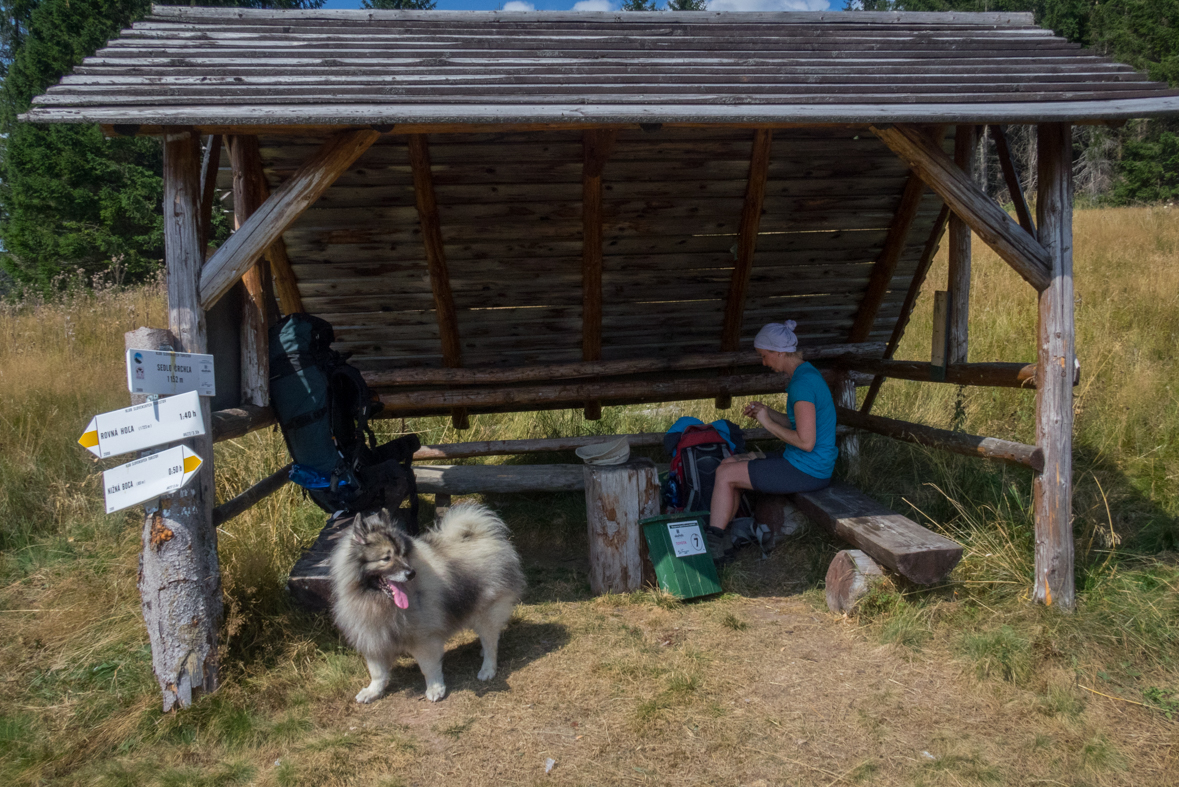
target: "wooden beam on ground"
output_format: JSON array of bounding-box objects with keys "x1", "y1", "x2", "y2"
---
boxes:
[
  {"x1": 717, "y1": 128, "x2": 773, "y2": 409},
  {"x1": 848, "y1": 171, "x2": 928, "y2": 343},
  {"x1": 148, "y1": 126, "x2": 222, "y2": 712},
  {"x1": 364, "y1": 342, "x2": 888, "y2": 388},
  {"x1": 792, "y1": 481, "x2": 963, "y2": 585},
  {"x1": 198, "y1": 134, "x2": 221, "y2": 255},
  {"x1": 870, "y1": 123, "x2": 1051, "y2": 291},
  {"x1": 836, "y1": 405, "x2": 1043, "y2": 470},
  {"x1": 990, "y1": 124, "x2": 1036, "y2": 240},
  {"x1": 407, "y1": 132, "x2": 467, "y2": 430},
  {"x1": 1033, "y1": 122, "x2": 1076, "y2": 611},
  {"x1": 581, "y1": 129, "x2": 616, "y2": 420},
  {"x1": 199, "y1": 128, "x2": 379, "y2": 309},
  {"x1": 212, "y1": 464, "x2": 293, "y2": 526},
  {"x1": 228, "y1": 135, "x2": 277, "y2": 408},
  {"x1": 860, "y1": 204, "x2": 952, "y2": 414},
  {"x1": 948, "y1": 125, "x2": 978, "y2": 365}
]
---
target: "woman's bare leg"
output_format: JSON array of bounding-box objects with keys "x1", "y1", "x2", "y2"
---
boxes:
[{"x1": 710, "y1": 459, "x2": 753, "y2": 531}]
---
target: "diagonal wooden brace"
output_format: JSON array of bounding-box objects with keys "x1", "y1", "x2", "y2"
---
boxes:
[
  {"x1": 870, "y1": 124, "x2": 1051, "y2": 291},
  {"x1": 199, "y1": 128, "x2": 380, "y2": 309}
]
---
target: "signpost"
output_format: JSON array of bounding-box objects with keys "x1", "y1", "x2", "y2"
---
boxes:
[
  {"x1": 126, "y1": 348, "x2": 216, "y2": 398},
  {"x1": 79, "y1": 390, "x2": 206, "y2": 459},
  {"x1": 102, "y1": 445, "x2": 204, "y2": 514}
]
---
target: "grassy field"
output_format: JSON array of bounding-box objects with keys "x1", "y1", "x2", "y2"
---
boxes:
[{"x1": 1, "y1": 207, "x2": 1177, "y2": 785}]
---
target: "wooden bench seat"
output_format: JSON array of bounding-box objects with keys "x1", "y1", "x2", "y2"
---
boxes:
[{"x1": 789, "y1": 481, "x2": 963, "y2": 585}]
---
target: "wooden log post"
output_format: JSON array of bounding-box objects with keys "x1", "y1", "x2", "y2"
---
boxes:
[
  {"x1": 1033, "y1": 123, "x2": 1076, "y2": 610},
  {"x1": 408, "y1": 133, "x2": 468, "y2": 430},
  {"x1": 142, "y1": 127, "x2": 222, "y2": 711},
  {"x1": 835, "y1": 373, "x2": 860, "y2": 480},
  {"x1": 581, "y1": 129, "x2": 615, "y2": 420},
  {"x1": 948, "y1": 125, "x2": 978, "y2": 365},
  {"x1": 434, "y1": 493, "x2": 452, "y2": 525},
  {"x1": 826, "y1": 549, "x2": 888, "y2": 614},
  {"x1": 584, "y1": 458, "x2": 660, "y2": 595},
  {"x1": 717, "y1": 128, "x2": 772, "y2": 409},
  {"x1": 229, "y1": 135, "x2": 278, "y2": 408}
]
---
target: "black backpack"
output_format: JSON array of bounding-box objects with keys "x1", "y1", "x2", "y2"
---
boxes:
[
  {"x1": 268, "y1": 313, "x2": 421, "y2": 530},
  {"x1": 664, "y1": 421, "x2": 748, "y2": 514}
]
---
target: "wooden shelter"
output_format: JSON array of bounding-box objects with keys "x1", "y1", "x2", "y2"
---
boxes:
[{"x1": 25, "y1": 7, "x2": 1179, "y2": 709}]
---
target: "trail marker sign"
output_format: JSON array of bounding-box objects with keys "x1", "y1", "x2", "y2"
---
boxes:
[
  {"x1": 127, "y1": 348, "x2": 215, "y2": 397},
  {"x1": 102, "y1": 445, "x2": 204, "y2": 514},
  {"x1": 79, "y1": 391, "x2": 205, "y2": 459}
]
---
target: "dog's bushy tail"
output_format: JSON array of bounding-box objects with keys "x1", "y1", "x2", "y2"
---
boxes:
[{"x1": 436, "y1": 501, "x2": 511, "y2": 542}]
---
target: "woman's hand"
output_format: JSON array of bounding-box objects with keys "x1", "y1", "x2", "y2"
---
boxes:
[{"x1": 742, "y1": 400, "x2": 773, "y2": 425}]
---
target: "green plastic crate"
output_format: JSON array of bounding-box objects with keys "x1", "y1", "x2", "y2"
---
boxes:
[{"x1": 641, "y1": 513, "x2": 722, "y2": 600}]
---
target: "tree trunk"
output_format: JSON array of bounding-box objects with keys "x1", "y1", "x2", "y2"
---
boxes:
[
  {"x1": 826, "y1": 549, "x2": 888, "y2": 614},
  {"x1": 584, "y1": 458, "x2": 660, "y2": 595},
  {"x1": 139, "y1": 127, "x2": 222, "y2": 712}
]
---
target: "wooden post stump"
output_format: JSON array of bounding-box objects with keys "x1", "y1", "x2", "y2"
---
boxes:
[
  {"x1": 583, "y1": 458, "x2": 659, "y2": 595},
  {"x1": 434, "y1": 493, "x2": 451, "y2": 525},
  {"x1": 752, "y1": 494, "x2": 810, "y2": 541},
  {"x1": 826, "y1": 549, "x2": 887, "y2": 614}
]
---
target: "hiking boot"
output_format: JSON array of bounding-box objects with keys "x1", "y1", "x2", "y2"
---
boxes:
[
  {"x1": 704, "y1": 525, "x2": 734, "y2": 566},
  {"x1": 730, "y1": 517, "x2": 774, "y2": 559}
]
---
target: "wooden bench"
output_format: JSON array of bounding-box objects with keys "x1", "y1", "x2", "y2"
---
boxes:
[{"x1": 787, "y1": 481, "x2": 963, "y2": 585}]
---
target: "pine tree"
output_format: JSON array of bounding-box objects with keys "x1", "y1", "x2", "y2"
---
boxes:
[
  {"x1": 620, "y1": 0, "x2": 660, "y2": 11},
  {"x1": 0, "y1": 1, "x2": 327, "y2": 293},
  {"x1": 667, "y1": 0, "x2": 706, "y2": 9}
]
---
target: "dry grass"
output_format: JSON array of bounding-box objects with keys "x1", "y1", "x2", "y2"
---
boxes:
[{"x1": 3, "y1": 208, "x2": 1179, "y2": 785}]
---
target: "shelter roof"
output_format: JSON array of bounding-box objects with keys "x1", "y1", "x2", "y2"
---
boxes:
[{"x1": 22, "y1": 7, "x2": 1179, "y2": 127}]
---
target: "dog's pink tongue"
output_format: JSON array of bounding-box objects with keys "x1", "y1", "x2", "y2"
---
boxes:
[{"x1": 388, "y1": 580, "x2": 409, "y2": 609}]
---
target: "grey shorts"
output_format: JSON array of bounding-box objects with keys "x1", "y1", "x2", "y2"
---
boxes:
[{"x1": 746, "y1": 455, "x2": 830, "y2": 495}]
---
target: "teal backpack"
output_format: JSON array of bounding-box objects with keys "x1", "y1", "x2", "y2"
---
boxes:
[{"x1": 268, "y1": 314, "x2": 420, "y2": 530}]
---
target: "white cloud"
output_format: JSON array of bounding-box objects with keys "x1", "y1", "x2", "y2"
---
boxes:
[
  {"x1": 706, "y1": 0, "x2": 831, "y2": 11},
  {"x1": 502, "y1": 1, "x2": 536, "y2": 11},
  {"x1": 572, "y1": 0, "x2": 615, "y2": 10}
]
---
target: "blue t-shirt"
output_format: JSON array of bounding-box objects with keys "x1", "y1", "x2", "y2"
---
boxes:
[{"x1": 780, "y1": 362, "x2": 838, "y2": 479}]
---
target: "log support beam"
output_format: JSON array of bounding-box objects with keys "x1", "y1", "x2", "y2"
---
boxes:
[
  {"x1": 861, "y1": 205, "x2": 952, "y2": 414},
  {"x1": 991, "y1": 124, "x2": 1037, "y2": 240},
  {"x1": 1033, "y1": 123, "x2": 1076, "y2": 610},
  {"x1": 582, "y1": 129, "x2": 616, "y2": 420},
  {"x1": 848, "y1": 132, "x2": 932, "y2": 345},
  {"x1": 146, "y1": 127, "x2": 221, "y2": 712},
  {"x1": 948, "y1": 125, "x2": 978, "y2": 365},
  {"x1": 228, "y1": 135, "x2": 279, "y2": 408},
  {"x1": 717, "y1": 128, "x2": 773, "y2": 409},
  {"x1": 870, "y1": 123, "x2": 1051, "y2": 291},
  {"x1": 837, "y1": 405, "x2": 1043, "y2": 470},
  {"x1": 199, "y1": 128, "x2": 378, "y2": 309},
  {"x1": 408, "y1": 133, "x2": 467, "y2": 430}
]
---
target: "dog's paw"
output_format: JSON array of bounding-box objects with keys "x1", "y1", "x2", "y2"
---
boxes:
[
  {"x1": 424, "y1": 683, "x2": 447, "y2": 702},
  {"x1": 477, "y1": 664, "x2": 497, "y2": 681},
  {"x1": 355, "y1": 685, "x2": 384, "y2": 704}
]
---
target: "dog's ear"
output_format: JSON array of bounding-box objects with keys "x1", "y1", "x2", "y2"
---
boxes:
[{"x1": 377, "y1": 507, "x2": 395, "y2": 527}]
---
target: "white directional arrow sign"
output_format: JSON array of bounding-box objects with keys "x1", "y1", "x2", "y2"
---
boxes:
[
  {"x1": 102, "y1": 445, "x2": 204, "y2": 514},
  {"x1": 79, "y1": 390, "x2": 206, "y2": 459}
]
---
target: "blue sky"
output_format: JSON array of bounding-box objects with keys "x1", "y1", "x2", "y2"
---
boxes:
[{"x1": 318, "y1": 1, "x2": 836, "y2": 11}]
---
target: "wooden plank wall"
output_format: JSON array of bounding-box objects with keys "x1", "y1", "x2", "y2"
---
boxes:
[{"x1": 237, "y1": 126, "x2": 952, "y2": 374}]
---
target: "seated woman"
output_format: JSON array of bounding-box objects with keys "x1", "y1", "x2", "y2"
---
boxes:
[{"x1": 707, "y1": 319, "x2": 837, "y2": 562}]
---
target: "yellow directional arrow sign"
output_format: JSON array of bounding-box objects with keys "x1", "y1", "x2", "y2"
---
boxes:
[{"x1": 102, "y1": 445, "x2": 204, "y2": 514}]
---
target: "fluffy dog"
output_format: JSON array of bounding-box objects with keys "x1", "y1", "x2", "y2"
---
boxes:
[{"x1": 329, "y1": 502, "x2": 525, "y2": 703}]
